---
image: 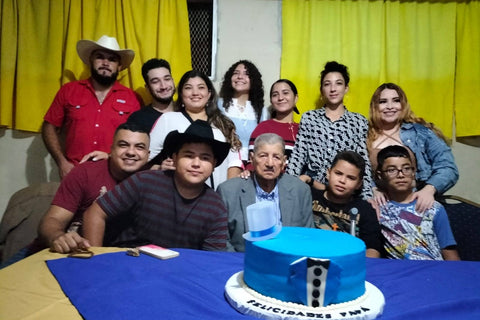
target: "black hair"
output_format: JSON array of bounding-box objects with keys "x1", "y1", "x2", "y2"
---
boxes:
[
  {"x1": 269, "y1": 79, "x2": 299, "y2": 118},
  {"x1": 376, "y1": 145, "x2": 412, "y2": 171},
  {"x1": 115, "y1": 122, "x2": 150, "y2": 137},
  {"x1": 219, "y1": 60, "x2": 264, "y2": 123},
  {"x1": 330, "y1": 150, "x2": 366, "y2": 179},
  {"x1": 269, "y1": 79, "x2": 298, "y2": 97},
  {"x1": 320, "y1": 61, "x2": 350, "y2": 86},
  {"x1": 175, "y1": 70, "x2": 241, "y2": 150},
  {"x1": 141, "y1": 58, "x2": 171, "y2": 83},
  {"x1": 175, "y1": 70, "x2": 217, "y2": 114}
]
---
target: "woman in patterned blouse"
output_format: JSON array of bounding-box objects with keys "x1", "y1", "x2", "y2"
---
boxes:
[{"x1": 286, "y1": 61, "x2": 373, "y2": 199}]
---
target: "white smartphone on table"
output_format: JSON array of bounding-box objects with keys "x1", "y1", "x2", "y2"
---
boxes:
[{"x1": 138, "y1": 244, "x2": 179, "y2": 260}]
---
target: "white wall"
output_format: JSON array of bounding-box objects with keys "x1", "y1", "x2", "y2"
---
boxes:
[
  {"x1": 0, "y1": 128, "x2": 60, "y2": 221},
  {"x1": 447, "y1": 137, "x2": 480, "y2": 201},
  {"x1": 0, "y1": 0, "x2": 479, "y2": 221},
  {"x1": 213, "y1": 0, "x2": 282, "y2": 89}
]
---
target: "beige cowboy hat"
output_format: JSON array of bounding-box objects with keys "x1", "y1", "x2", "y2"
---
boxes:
[{"x1": 76, "y1": 35, "x2": 135, "y2": 70}]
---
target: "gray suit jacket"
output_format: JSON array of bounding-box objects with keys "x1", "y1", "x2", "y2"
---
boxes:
[{"x1": 217, "y1": 174, "x2": 313, "y2": 252}]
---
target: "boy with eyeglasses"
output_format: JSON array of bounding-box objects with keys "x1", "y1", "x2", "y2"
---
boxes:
[{"x1": 376, "y1": 145, "x2": 460, "y2": 260}]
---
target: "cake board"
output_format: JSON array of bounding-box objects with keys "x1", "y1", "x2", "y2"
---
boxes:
[{"x1": 225, "y1": 271, "x2": 385, "y2": 320}]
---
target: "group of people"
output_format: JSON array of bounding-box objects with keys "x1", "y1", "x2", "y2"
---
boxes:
[{"x1": 5, "y1": 34, "x2": 461, "y2": 267}]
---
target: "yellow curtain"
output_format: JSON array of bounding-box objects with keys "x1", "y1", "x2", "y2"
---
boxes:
[
  {"x1": 282, "y1": 0, "x2": 480, "y2": 138},
  {"x1": 281, "y1": 0, "x2": 384, "y2": 117},
  {"x1": 0, "y1": 0, "x2": 191, "y2": 132},
  {"x1": 455, "y1": 1, "x2": 480, "y2": 137}
]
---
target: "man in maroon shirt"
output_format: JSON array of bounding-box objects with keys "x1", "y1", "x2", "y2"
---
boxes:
[
  {"x1": 42, "y1": 35, "x2": 142, "y2": 179},
  {"x1": 38, "y1": 123, "x2": 150, "y2": 254}
]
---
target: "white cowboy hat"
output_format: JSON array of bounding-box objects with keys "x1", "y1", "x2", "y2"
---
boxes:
[{"x1": 76, "y1": 35, "x2": 135, "y2": 70}]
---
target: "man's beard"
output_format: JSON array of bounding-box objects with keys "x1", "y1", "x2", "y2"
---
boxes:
[
  {"x1": 91, "y1": 66, "x2": 118, "y2": 86},
  {"x1": 153, "y1": 94, "x2": 174, "y2": 105},
  {"x1": 150, "y1": 87, "x2": 175, "y2": 105}
]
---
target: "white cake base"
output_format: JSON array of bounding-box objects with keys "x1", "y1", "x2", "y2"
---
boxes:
[{"x1": 225, "y1": 272, "x2": 385, "y2": 320}]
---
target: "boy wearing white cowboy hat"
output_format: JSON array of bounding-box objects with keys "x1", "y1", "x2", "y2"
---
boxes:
[
  {"x1": 42, "y1": 35, "x2": 142, "y2": 179},
  {"x1": 83, "y1": 120, "x2": 229, "y2": 251}
]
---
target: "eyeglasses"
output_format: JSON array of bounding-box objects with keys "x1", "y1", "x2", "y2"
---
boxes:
[{"x1": 381, "y1": 166, "x2": 414, "y2": 178}]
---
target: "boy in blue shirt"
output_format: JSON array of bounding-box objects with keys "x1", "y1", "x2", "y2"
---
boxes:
[{"x1": 376, "y1": 145, "x2": 460, "y2": 260}]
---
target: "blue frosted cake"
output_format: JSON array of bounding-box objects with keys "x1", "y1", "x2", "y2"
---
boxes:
[{"x1": 243, "y1": 227, "x2": 366, "y2": 307}]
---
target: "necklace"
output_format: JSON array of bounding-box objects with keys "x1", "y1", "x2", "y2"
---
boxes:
[
  {"x1": 288, "y1": 122, "x2": 296, "y2": 142},
  {"x1": 273, "y1": 118, "x2": 296, "y2": 142}
]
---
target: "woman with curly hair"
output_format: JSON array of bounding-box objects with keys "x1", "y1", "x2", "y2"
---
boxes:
[
  {"x1": 218, "y1": 60, "x2": 268, "y2": 165},
  {"x1": 286, "y1": 61, "x2": 373, "y2": 199},
  {"x1": 149, "y1": 70, "x2": 242, "y2": 188},
  {"x1": 367, "y1": 82, "x2": 458, "y2": 212}
]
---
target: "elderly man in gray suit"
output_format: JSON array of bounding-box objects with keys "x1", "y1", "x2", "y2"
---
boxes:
[{"x1": 217, "y1": 133, "x2": 313, "y2": 252}]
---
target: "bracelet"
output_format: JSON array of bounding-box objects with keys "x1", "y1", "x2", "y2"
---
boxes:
[{"x1": 307, "y1": 177, "x2": 314, "y2": 187}]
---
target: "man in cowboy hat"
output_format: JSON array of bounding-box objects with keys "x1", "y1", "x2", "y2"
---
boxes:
[
  {"x1": 217, "y1": 133, "x2": 314, "y2": 252},
  {"x1": 127, "y1": 58, "x2": 175, "y2": 132},
  {"x1": 83, "y1": 120, "x2": 229, "y2": 251},
  {"x1": 42, "y1": 35, "x2": 142, "y2": 179}
]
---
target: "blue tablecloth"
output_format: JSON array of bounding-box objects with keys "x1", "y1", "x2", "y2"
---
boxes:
[{"x1": 47, "y1": 248, "x2": 480, "y2": 320}]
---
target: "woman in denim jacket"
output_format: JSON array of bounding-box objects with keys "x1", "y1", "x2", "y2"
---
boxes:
[{"x1": 367, "y1": 83, "x2": 458, "y2": 212}]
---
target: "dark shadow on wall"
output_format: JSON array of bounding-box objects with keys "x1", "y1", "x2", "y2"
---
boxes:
[
  {"x1": 10, "y1": 130, "x2": 60, "y2": 185},
  {"x1": 457, "y1": 136, "x2": 480, "y2": 148}
]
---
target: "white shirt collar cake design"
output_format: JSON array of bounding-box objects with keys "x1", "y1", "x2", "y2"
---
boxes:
[{"x1": 225, "y1": 227, "x2": 385, "y2": 319}]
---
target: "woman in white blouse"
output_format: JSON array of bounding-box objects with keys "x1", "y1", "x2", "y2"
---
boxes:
[
  {"x1": 218, "y1": 60, "x2": 268, "y2": 166},
  {"x1": 149, "y1": 70, "x2": 242, "y2": 188}
]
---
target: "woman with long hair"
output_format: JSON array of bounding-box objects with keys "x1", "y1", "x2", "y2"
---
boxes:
[
  {"x1": 367, "y1": 82, "x2": 458, "y2": 212},
  {"x1": 248, "y1": 79, "x2": 300, "y2": 161},
  {"x1": 149, "y1": 70, "x2": 242, "y2": 188},
  {"x1": 286, "y1": 61, "x2": 373, "y2": 199},
  {"x1": 218, "y1": 60, "x2": 268, "y2": 165}
]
